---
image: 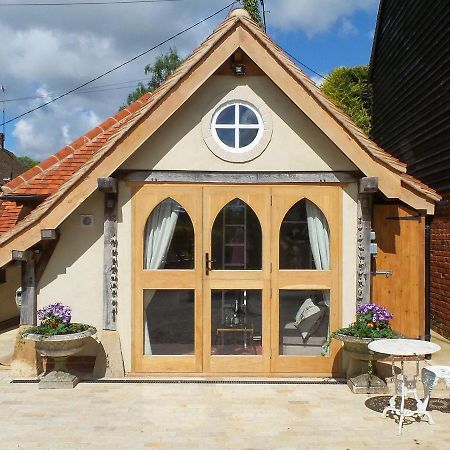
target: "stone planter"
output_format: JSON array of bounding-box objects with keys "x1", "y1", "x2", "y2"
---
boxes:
[
  {"x1": 24, "y1": 326, "x2": 96, "y2": 389},
  {"x1": 334, "y1": 333, "x2": 388, "y2": 394}
]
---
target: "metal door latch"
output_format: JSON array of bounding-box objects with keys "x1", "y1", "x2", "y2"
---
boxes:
[{"x1": 372, "y1": 270, "x2": 393, "y2": 278}]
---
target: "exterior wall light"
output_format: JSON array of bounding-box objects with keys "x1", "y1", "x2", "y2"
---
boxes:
[{"x1": 232, "y1": 64, "x2": 246, "y2": 76}]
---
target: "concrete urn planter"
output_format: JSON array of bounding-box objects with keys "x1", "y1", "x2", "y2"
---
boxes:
[
  {"x1": 334, "y1": 333, "x2": 388, "y2": 394},
  {"x1": 25, "y1": 326, "x2": 96, "y2": 389}
]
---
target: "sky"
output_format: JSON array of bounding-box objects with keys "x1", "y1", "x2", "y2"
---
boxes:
[{"x1": 0, "y1": 0, "x2": 379, "y2": 160}]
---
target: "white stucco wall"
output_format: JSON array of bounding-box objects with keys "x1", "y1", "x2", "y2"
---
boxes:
[
  {"x1": 117, "y1": 182, "x2": 133, "y2": 371},
  {"x1": 0, "y1": 264, "x2": 21, "y2": 323},
  {"x1": 122, "y1": 75, "x2": 357, "y2": 172},
  {"x1": 342, "y1": 183, "x2": 358, "y2": 327},
  {"x1": 38, "y1": 191, "x2": 104, "y2": 328}
]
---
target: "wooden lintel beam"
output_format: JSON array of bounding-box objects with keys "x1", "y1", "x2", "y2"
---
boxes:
[
  {"x1": 122, "y1": 170, "x2": 359, "y2": 184},
  {"x1": 12, "y1": 250, "x2": 34, "y2": 262},
  {"x1": 359, "y1": 177, "x2": 378, "y2": 194},
  {"x1": 97, "y1": 177, "x2": 118, "y2": 193},
  {"x1": 41, "y1": 229, "x2": 59, "y2": 240}
]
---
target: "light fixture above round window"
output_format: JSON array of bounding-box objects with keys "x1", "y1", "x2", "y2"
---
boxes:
[{"x1": 211, "y1": 102, "x2": 263, "y2": 154}]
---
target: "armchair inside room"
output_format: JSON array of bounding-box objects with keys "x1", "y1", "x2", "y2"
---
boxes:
[{"x1": 280, "y1": 293, "x2": 329, "y2": 356}]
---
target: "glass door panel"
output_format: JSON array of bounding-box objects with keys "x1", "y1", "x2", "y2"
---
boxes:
[
  {"x1": 270, "y1": 186, "x2": 341, "y2": 374},
  {"x1": 203, "y1": 186, "x2": 271, "y2": 373},
  {"x1": 211, "y1": 289, "x2": 262, "y2": 356}
]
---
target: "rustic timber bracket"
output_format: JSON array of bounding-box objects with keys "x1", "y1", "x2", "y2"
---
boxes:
[
  {"x1": 12, "y1": 229, "x2": 60, "y2": 325},
  {"x1": 356, "y1": 177, "x2": 378, "y2": 305},
  {"x1": 98, "y1": 177, "x2": 119, "y2": 330}
]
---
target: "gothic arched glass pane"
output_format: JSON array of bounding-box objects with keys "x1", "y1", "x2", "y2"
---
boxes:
[
  {"x1": 279, "y1": 199, "x2": 330, "y2": 270},
  {"x1": 143, "y1": 198, "x2": 194, "y2": 270},
  {"x1": 211, "y1": 198, "x2": 262, "y2": 270}
]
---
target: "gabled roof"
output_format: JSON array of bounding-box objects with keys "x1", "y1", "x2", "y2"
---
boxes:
[{"x1": 0, "y1": 7, "x2": 439, "y2": 268}]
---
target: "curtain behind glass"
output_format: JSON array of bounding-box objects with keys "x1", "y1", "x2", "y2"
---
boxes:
[
  {"x1": 143, "y1": 199, "x2": 179, "y2": 354},
  {"x1": 305, "y1": 200, "x2": 330, "y2": 306}
]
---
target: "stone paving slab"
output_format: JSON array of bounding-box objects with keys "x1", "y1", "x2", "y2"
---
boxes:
[{"x1": 0, "y1": 370, "x2": 449, "y2": 450}]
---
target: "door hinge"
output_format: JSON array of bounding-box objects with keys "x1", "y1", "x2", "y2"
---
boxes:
[{"x1": 270, "y1": 195, "x2": 273, "y2": 206}]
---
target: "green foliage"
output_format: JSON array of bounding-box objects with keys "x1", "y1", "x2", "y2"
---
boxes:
[
  {"x1": 242, "y1": 0, "x2": 262, "y2": 25},
  {"x1": 18, "y1": 156, "x2": 39, "y2": 170},
  {"x1": 125, "y1": 47, "x2": 182, "y2": 106},
  {"x1": 321, "y1": 65, "x2": 373, "y2": 135},
  {"x1": 22, "y1": 323, "x2": 90, "y2": 337}
]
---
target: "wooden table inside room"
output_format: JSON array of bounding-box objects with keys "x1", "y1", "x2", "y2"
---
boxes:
[{"x1": 216, "y1": 327, "x2": 256, "y2": 354}]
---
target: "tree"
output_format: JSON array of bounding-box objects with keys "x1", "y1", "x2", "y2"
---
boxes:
[
  {"x1": 321, "y1": 65, "x2": 373, "y2": 135},
  {"x1": 242, "y1": 0, "x2": 262, "y2": 25},
  {"x1": 125, "y1": 47, "x2": 182, "y2": 106},
  {"x1": 18, "y1": 155, "x2": 39, "y2": 170}
]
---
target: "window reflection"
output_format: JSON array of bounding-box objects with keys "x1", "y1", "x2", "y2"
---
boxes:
[{"x1": 211, "y1": 198, "x2": 262, "y2": 270}]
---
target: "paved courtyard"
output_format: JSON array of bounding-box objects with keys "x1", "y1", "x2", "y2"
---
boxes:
[{"x1": 0, "y1": 368, "x2": 449, "y2": 450}]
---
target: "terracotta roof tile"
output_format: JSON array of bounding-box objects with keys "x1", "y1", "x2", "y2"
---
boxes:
[{"x1": 0, "y1": 201, "x2": 22, "y2": 234}]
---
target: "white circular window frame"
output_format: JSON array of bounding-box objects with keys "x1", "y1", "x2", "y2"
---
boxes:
[{"x1": 202, "y1": 86, "x2": 273, "y2": 163}]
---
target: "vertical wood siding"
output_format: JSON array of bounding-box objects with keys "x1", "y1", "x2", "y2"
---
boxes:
[{"x1": 371, "y1": 0, "x2": 450, "y2": 190}]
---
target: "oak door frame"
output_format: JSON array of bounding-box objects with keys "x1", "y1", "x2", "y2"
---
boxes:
[
  {"x1": 270, "y1": 185, "x2": 342, "y2": 374},
  {"x1": 201, "y1": 186, "x2": 272, "y2": 373},
  {"x1": 132, "y1": 184, "x2": 203, "y2": 373}
]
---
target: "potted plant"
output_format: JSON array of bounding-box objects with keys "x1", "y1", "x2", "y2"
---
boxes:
[
  {"x1": 22, "y1": 302, "x2": 96, "y2": 389},
  {"x1": 325, "y1": 303, "x2": 397, "y2": 394}
]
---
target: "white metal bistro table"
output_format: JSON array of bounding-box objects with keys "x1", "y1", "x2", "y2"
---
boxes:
[{"x1": 368, "y1": 339, "x2": 441, "y2": 434}]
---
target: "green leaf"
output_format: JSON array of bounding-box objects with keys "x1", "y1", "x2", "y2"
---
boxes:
[{"x1": 321, "y1": 65, "x2": 373, "y2": 135}]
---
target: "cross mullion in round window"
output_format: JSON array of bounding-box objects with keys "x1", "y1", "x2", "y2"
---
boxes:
[{"x1": 212, "y1": 102, "x2": 263, "y2": 153}]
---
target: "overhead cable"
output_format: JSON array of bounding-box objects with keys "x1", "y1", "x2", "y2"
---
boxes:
[{"x1": 0, "y1": 0, "x2": 238, "y2": 126}]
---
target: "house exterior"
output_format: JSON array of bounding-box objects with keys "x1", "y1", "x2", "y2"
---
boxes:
[
  {"x1": 0, "y1": 8, "x2": 439, "y2": 377},
  {"x1": 370, "y1": 0, "x2": 450, "y2": 340},
  {"x1": 0, "y1": 133, "x2": 24, "y2": 187}
]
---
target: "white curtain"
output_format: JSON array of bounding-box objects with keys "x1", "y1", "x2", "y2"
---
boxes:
[
  {"x1": 306, "y1": 200, "x2": 330, "y2": 306},
  {"x1": 143, "y1": 199, "x2": 179, "y2": 355}
]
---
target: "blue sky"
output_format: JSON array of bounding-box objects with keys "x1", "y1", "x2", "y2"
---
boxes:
[
  {"x1": 270, "y1": 8, "x2": 377, "y2": 82},
  {"x1": 0, "y1": 0, "x2": 379, "y2": 159}
]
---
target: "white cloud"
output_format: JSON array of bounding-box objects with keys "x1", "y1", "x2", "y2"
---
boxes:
[
  {"x1": 11, "y1": 85, "x2": 101, "y2": 158},
  {"x1": 266, "y1": 0, "x2": 377, "y2": 37},
  {"x1": 339, "y1": 18, "x2": 358, "y2": 37},
  {"x1": 1, "y1": 0, "x2": 231, "y2": 159}
]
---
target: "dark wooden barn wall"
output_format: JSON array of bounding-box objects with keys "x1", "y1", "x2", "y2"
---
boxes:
[
  {"x1": 370, "y1": 0, "x2": 450, "y2": 339},
  {"x1": 370, "y1": 0, "x2": 450, "y2": 191}
]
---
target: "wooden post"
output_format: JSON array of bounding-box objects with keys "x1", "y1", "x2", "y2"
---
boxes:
[
  {"x1": 98, "y1": 178, "x2": 118, "y2": 330},
  {"x1": 13, "y1": 251, "x2": 37, "y2": 326},
  {"x1": 356, "y1": 177, "x2": 378, "y2": 305}
]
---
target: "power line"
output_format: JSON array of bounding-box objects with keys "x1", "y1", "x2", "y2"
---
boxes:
[
  {"x1": 1, "y1": 1, "x2": 238, "y2": 127},
  {"x1": 284, "y1": 50, "x2": 328, "y2": 81},
  {"x1": 0, "y1": 0, "x2": 182, "y2": 6},
  {"x1": 2, "y1": 77, "x2": 154, "y2": 103}
]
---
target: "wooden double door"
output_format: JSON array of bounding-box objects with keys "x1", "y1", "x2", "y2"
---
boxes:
[{"x1": 133, "y1": 184, "x2": 341, "y2": 375}]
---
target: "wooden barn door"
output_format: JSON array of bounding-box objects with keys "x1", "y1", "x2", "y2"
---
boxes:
[{"x1": 372, "y1": 204, "x2": 425, "y2": 339}]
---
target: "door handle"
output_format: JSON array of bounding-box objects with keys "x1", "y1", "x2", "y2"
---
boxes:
[
  {"x1": 372, "y1": 270, "x2": 393, "y2": 278},
  {"x1": 205, "y1": 252, "x2": 215, "y2": 275}
]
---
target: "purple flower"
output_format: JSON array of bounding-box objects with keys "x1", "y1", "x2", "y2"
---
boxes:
[
  {"x1": 37, "y1": 302, "x2": 72, "y2": 325},
  {"x1": 356, "y1": 303, "x2": 393, "y2": 324}
]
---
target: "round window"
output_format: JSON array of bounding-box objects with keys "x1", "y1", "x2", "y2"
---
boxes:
[{"x1": 211, "y1": 102, "x2": 263, "y2": 153}]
